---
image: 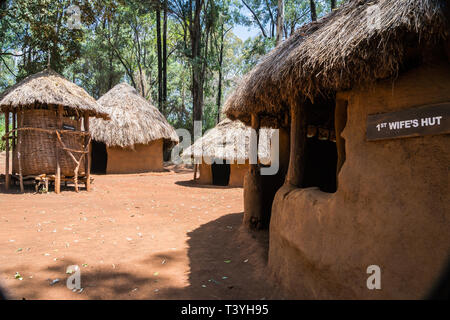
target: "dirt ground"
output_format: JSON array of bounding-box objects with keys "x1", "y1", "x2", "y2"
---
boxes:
[{"x1": 0, "y1": 152, "x2": 282, "y2": 300}]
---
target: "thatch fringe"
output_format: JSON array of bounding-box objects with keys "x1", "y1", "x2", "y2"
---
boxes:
[
  {"x1": 0, "y1": 68, "x2": 109, "y2": 118},
  {"x1": 224, "y1": 0, "x2": 448, "y2": 121},
  {"x1": 90, "y1": 83, "x2": 179, "y2": 148},
  {"x1": 182, "y1": 118, "x2": 275, "y2": 164}
]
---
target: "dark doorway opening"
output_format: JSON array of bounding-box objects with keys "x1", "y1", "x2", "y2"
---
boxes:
[
  {"x1": 91, "y1": 141, "x2": 107, "y2": 174},
  {"x1": 301, "y1": 96, "x2": 338, "y2": 193},
  {"x1": 212, "y1": 160, "x2": 230, "y2": 186}
]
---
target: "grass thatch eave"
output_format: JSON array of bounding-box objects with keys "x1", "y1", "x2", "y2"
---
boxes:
[
  {"x1": 0, "y1": 68, "x2": 109, "y2": 118},
  {"x1": 90, "y1": 83, "x2": 179, "y2": 148},
  {"x1": 224, "y1": 0, "x2": 449, "y2": 120},
  {"x1": 181, "y1": 118, "x2": 275, "y2": 165}
]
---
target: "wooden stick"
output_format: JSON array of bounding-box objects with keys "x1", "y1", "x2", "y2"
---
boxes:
[
  {"x1": 193, "y1": 163, "x2": 198, "y2": 180},
  {"x1": 55, "y1": 106, "x2": 63, "y2": 194},
  {"x1": 5, "y1": 111, "x2": 10, "y2": 190},
  {"x1": 286, "y1": 99, "x2": 307, "y2": 187},
  {"x1": 18, "y1": 111, "x2": 24, "y2": 192},
  {"x1": 11, "y1": 112, "x2": 16, "y2": 177},
  {"x1": 250, "y1": 113, "x2": 260, "y2": 174},
  {"x1": 2, "y1": 127, "x2": 90, "y2": 139},
  {"x1": 84, "y1": 112, "x2": 91, "y2": 192}
]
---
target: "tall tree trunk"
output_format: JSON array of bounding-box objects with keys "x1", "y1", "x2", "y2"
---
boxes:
[
  {"x1": 191, "y1": 0, "x2": 203, "y2": 126},
  {"x1": 162, "y1": 0, "x2": 168, "y2": 115},
  {"x1": 276, "y1": 0, "x2": 284, "y2": 46},
  {"x1": 216, "y1": 24, "x2": 225, "y2": 123},
  {"x1": 156, "y1": 7, "x2": 163, "y2": 111},
  {"x1": 331, "y1": 0, "x2": 337, "y2": 10},
  {"x1": 310, "y1": 0, "x2": 317, "y2": 22}
]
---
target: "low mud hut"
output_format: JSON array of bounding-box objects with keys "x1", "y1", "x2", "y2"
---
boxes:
[
  {"x1": 182, "y1": 118, "x2": 289, "y2": 227},
  {"x1": 182, "y1": 118, "x2": 288, "y2": 187},
  {"x1": 224, "y1": 0, "x2": 450, "y2": 299},
  {"x1": 0, "y1": 68, "x2": 108, "y2": 193},
  {"x1": 90, "y1": 83, "x2": 178, "y2": 174}
]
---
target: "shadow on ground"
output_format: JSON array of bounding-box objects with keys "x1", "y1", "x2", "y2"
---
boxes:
[
  {"x1": 175, "y1": 179, "x2": 241, "y2": 190},
  {"x1": 2, "y1": 213, "x2": 283, "y2": 300}
]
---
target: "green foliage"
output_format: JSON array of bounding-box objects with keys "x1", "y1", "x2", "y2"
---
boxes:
[{"x1": 0, "y1": 0, "x2": 345, "y2": 136}]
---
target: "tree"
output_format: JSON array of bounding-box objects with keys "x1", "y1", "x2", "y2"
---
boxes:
[
  {"x1": 276, "y1": 0, "x2": 284, "y2": 45},
  {"x1": 331, "y1": 0, "x2": 337, "y2": 10},
  {"x1": 310, "y1": 0, "x2": 317, "y2": 22}
]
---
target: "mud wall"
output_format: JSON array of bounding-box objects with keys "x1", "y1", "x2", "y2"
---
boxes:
[
  {"x1": 229, "y1": 163, "x2": 249, "y2": 187},
  {"x1": 197, "y1": 163, "x2": 213, "y2": 184},
  {"x1": 106, "y1": 139, "x2": 163, "y2": 174},
  {"x1": 197, "y1": 162, "x2": 247, "y2": 187},
  {"x1": 269, "y1": 61, "x2": 450, "y2": 299}
]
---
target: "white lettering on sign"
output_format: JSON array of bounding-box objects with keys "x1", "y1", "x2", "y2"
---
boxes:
[{"x1": 376, "y1": 116, "x2": 443, "y2": 132}]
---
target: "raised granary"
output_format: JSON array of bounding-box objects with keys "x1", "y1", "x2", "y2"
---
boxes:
[
  {"x1": 0, "y1": 68, "x2": 109, "y2": 193},
  {"x1": 223, "y1": 0, "x2": 450, "y2": 299},
  {"x1": 89, "y1": 83, "x2": 178, "y2": 174}
]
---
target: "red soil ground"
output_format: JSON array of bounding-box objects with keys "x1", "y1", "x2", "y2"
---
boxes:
[{"x1": 0, "y1": 152, "x2": 282, "y2": 300}]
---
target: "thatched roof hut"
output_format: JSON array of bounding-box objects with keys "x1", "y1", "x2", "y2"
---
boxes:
[
  {"x1": 0, "y1": 68, "x2": 109, "y2": 118},
  {"x1": 0, "y1": 68, "x2": 108, "y2": 193},
  {"x1": 223, "y1": 0, "x2": 450, "y2": 299},
  {"x1": 224, "y1": 0, "x2": 449, "y2": 125},
  {"x1": 90, "y1": 83, "x2": 178, "y2": 148},
  {"x1": 182, "y1": 118, "x2": 274, "y2": 165},
  {"x1": 181, "y1": 118, "x2": 286, "y2": 187},
  {"x1": 89, "y1": 83, "x2": 178, "y2": 174}
]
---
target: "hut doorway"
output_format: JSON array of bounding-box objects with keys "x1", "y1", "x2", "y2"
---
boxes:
[
  {"x1": 211, "y1": 161, "x2": 230, "y2": 186},
  {"x1": 91, "y1": 141, "x2": 107, "y2": 174},
  {"x1": 301, "y1": 97, "x2": 342, "y2": 193}
]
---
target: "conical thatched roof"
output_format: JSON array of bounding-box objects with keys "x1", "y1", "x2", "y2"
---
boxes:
[
  {"x1": 182, "y1": 118, "x2": 276, "y2": 165},
  {"x1": 0, "y1": 68, "x2": 109, "y2": 118},
  {"x1": 224, "y1": 0, "x2": 448, "y2": 124},
  {"x1": 90, "y1": 83, "x2": 179, "y2": 148}
]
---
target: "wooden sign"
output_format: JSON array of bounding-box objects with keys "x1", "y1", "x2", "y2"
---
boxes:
[{"x1": 366, "y1": 102, "x2": 450, "y2": 141}]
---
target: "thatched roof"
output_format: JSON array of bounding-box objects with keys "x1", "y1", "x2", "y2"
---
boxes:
[
  {"x1": 0, "y1": 68, "x2": 109, "y2": 118},
  {"x1": 224, "y1": 0, "x2": 449, "y2": 123},
  {"x1": 182, "y1": 118, "x2": 276, "y2": 165},
  {"x1": 90, "y1": 83, "x2": 179, "y2": 148}
]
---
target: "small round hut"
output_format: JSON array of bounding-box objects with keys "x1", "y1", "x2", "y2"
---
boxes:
[
  {"x1": 0, "y1": 68, "x2": 108, "y2": 193},
  {"x1": 90, "y1": 83, "x2": 178, "y2": 174},
  {"x1": 182, "y1": 118, "x2": 288, "y2": 187}
]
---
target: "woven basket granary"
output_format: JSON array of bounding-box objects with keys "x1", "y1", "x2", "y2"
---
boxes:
[{"x1": 13, "y1": 109, "x2": 85, "y2": 176}]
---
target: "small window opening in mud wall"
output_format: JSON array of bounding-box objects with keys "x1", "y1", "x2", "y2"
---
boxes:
[
  {"x1": 301, "y1": 96, "x2": 347, "y2": 193},
  {"x1": 91, "y1": 141, "x2": 108, "y2": 174},
  {"x1": 211, "y1": 160, "x2": 230, "y2": 186}
]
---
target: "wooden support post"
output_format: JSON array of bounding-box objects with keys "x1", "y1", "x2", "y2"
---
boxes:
[
  {"x1": 5, "y1": 111, "x2": 10, "y2": 190},
  {"x1": 18, "y1": 111, "x2": 24, "y2": 193},
  {"x1": 84, "y1": 112, "x2": 91, "y2": 191},
  {"x1": 250, "y1": 114, "x2": 260, "y2": 174},
  {"x1": 243, "y1": 113, "x2": 264, "y2": 229},
  {"x1": 286, "y1": 99, "x2": 307, "y2": 187},
  {"x1": 55, "y1": 106, "x2": 63, "y2": 194},
  {"x1": 11, "y1": 112, "x2": 16, "y2": 177},
  {"x1": 335, "y1": 99, "x2": 348, "y2": 188},
  {"x1": 193, "y1": 163, "x2": 198, "y2": 180}
]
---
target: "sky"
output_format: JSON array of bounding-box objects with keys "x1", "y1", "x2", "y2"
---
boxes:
[
  {"x1": 233, "y1": 24, "x2": 260, "y2": 41},
  {"x1": 231, "y1": 5, "x2": 260, "y2": 41}
]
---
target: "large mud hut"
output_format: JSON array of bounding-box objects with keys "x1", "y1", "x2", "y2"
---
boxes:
[
  {"x1": 0, "y1": 68, "x2": 109, "y2": 193},
  {"x1": 224, "y1": 0, "x2": 450, "y2": 299},
  {"x1": 90, "y1": 83, "x2": 178, "y2": 174},
  {"x1": 182, "y1": 118, "x2": 289, "y2": 187}
]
